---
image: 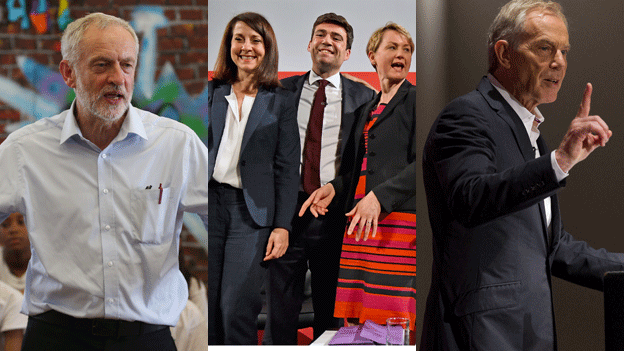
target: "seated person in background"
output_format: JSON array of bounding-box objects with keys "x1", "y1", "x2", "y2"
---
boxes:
[
  {"x1": 171, "y1": 248, "x2": 208, "y2": 350},
  {"x1": 0, "y1": 213, "x2": 30, "y2": 293},
  {"x1": 0, "y1": 280, "x2": 28, "y2": 351}
]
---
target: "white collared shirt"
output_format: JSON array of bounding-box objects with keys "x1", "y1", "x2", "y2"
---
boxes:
[
  {"x1": 488, "y1": 74, "x2": 568, "y2": 227},
  {"x1": 0, "y1": 280, "x2": 27, "y2": 332},
  {"x1": 212, "y1": 87, "x2": 255, "y2": 188},
  {"x1": 0, "y1": 101, "x2": 208, "y2": 326},
  {"x1": 298, "y1": 70, "x2": 343, "y2": 186}
]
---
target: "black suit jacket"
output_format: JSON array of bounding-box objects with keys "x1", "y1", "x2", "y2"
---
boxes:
[
  {"x1": 421, "y1": 77, "x2": 624, "y2": 350},
  {"x1": 208, "y1": 80, "x2": 300, "y2": 231},
  {"x1": 331, "y1": 79, "x2": 416, "y2": 214},
  {"x1": 280, "y1": 72, "x2": 376, "y2": 214}
]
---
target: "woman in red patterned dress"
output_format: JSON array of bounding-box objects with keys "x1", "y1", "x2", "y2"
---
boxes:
[{"x1": 300, "y1": 22, "x2": 416, "y2": 340}]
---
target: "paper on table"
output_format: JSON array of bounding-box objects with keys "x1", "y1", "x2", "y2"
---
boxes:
[
  {"x1": 359, "y1": 320, "x2": 388, "y2": 344},
  {"x1": 328, "y1": 325, "x2": 375, "y2": 345}
]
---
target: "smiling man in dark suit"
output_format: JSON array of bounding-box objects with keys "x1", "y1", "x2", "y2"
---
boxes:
[
  {"x1": 263, "y1": 12, "x2": 376, "y2": 345},
  {"x1": 421, "y1": 0, "x2": 624, "y2": 349}
]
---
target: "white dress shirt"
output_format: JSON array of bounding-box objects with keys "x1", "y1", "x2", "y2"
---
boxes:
[
  {"x1": 0, "y1": 280, "x2": 27, "y2": 333},
  {"x1": 0, "y1": 102, "x2": 208, "y2": 326},
  {"x1": 170, "y1": 299, "x2": 207, "y2": 351},
  {"x1": 298, "y1": 71, "x2": 343, "y2": 186},
  {"x1": 488, "y1": 74, "x2": 568, "y2": 226},
  {"x1": 212, "y1": 88, "x2": 255, "y2": 188}
]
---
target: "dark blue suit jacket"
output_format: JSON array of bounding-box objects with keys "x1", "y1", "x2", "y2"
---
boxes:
[
  {"x1": 208, "y1": 80, "x2": 300, "y2": 231},
  {"x1": 280, "y1": 72, "x2": 376, "y2": 214},
  {"x1": 421, "y1": 77, "x2": 624, "y2": 350},
  {"x1": 331, "y1": 79, "x2": 416, "y2": 214}
]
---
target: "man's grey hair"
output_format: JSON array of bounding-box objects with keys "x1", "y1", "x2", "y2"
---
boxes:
[
  {"x1": 61, "y1": 12, "x2": 140, "y2": 65},
  {"x1": 487, "y1": 0, "x2": 567, "y2": 73}
]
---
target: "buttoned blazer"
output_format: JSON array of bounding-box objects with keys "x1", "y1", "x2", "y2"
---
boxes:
[
  {"x1": 280, "y1": 72, "x2": 376, "y2": 213},
  {"x1": 208, "y1": 80, "x2": 300, "y2": 231},
  {"x1": 331, "y1": 79, "x2": 416, "y2": 214},
  {"x1": 421, "y1": 77, "x2": 624, "y2": 350}
]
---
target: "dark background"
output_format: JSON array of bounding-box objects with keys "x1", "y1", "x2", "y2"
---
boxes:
[{"x1": 416, "y1": 0, "x2": 624, "y2": 349}]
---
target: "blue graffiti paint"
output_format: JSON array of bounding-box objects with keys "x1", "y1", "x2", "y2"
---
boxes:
[
  {"x1": 1, "y1": 5, "x2": 207, "y2": 145},
  {"x1": 7, "y1": 0, "x2": 30, "y2": 30},
  {"x1": 131, "y1": 6, "x2": 168, "y2": 102}
]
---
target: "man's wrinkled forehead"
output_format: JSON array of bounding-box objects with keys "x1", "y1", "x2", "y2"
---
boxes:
[
  {"x1": 520, "y1": 8, "x2": 568, "y2": 37},
  {"x1": 79, "y1": 25, "x2": 138, "y2": 60}
]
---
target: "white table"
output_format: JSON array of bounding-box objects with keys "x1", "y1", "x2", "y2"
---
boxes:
[{"x1": 310, "y1": 330, "x2": 337, "y2": 346}]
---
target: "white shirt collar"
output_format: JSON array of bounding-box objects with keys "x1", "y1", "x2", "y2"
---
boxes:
[
  {"x1": 60, "y1": 101, "x2": 148, "y2": 145},
  {"x1": 308, "y1": 70, "x2": 341, "y2": 90},
  {"x1": 487, "y1": 73, "x2": 544, "y2": 138}
]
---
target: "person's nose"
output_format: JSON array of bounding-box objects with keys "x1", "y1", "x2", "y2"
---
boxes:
[
  {"x1": 7, "y1": 223, "x2": 19, "y2": 236},
  {"x1": 320, "y1": 34, "x2": 332, "y2": 46},
  {"x1": 241, "y1": 38, "x2": 253, "y2": 51},
  {"x1": 108, "y1": 63, "x2": 126, "y2": 86},
  {"x1": 551, "y1": 50, "x2": 566, "y2": 69}
]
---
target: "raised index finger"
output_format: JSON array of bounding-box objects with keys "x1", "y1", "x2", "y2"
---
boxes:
[{"x1": 577, "y1": 83, "x2": 592, "y2": 118}]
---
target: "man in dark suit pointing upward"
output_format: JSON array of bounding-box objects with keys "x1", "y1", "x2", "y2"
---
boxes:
[{"x1": 422, "y1": 0, "x2": 624, "y2": 349}]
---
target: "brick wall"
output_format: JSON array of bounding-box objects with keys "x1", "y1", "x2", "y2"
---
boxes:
[
  {"x1": 0, "y1": 0, "x2": 208, "y2": 286},
  {"x1": 0, "y1": 0, "x2": 207, "y2": 141}
]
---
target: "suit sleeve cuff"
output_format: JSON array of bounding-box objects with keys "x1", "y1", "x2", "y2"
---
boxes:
[{"x1": 551, "y1": 150, "x2": 568, "y2": 182}]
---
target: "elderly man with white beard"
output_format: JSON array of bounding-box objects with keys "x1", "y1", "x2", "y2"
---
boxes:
[{"x1": 0, "y1": 12, "x2": 207, "y2": 351}]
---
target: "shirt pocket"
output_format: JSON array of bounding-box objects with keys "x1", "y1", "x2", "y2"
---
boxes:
[{"x1": 130, "y1": 187, "x2": 173, "y2": 244}]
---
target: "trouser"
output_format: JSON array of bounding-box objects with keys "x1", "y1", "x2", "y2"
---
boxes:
[
  {"x1": 208, "y1": 181, "x2": 271, "y2": 345},
  {"x1": 263, "y1": 192, "x2": 344, "y2": 344},
  {"x1": 21, "y1": 311, "x2": 176, "y2": 351}
]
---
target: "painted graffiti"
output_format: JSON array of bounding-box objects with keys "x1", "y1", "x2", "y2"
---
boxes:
[
  {"x1": 7, "y1": 0, "x2": 72, "y2": 32},
  {"x1": 1, "y1": 5, "x2": 208, "y2": 144}
]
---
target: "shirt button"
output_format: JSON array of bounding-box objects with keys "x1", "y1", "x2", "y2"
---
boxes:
[
  {"x1": 108, "y1": 298, "x2": 114, "y2": 304},
  {"x1": 107, "y1": 261, "x2": 114, "y2": 267},
  {"x1": 101, "y1": 154, "x2": 107, "y2": 159},
  {"x1": 105, "y1": 225, "x2": 111, "y2": 231},
  {"x1": 103, "y1": 189, "x2": 109, "y2": 194}
]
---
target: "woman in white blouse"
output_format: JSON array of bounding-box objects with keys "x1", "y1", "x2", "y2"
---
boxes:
[{"x1": 207, "y1": 12, "x2": 300, "y2": 345}]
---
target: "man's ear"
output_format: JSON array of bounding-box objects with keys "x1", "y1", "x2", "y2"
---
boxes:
[
  {"x1": 343, "y1": 48, "x2": 351, "y2": 61},
  {"x1": 59, "y1": 60, "x2": 77, "y2": 89},
  {"x1": 494, "y1": 40, "x2": 512, "y2": 69}
]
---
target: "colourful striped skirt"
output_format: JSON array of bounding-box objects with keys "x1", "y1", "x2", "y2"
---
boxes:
[{"x1": 334, "y1": 211, "x2": 416, "y2": 331}]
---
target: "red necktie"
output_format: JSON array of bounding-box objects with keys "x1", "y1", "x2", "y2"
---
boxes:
[{"x1": 302, "y1": 79, "x2": 329, "y2": 194}]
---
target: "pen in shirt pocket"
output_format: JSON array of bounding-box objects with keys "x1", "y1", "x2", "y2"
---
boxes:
[
  {"x1": 158, "y1": 183, "x2": 163, "y2": 204},
  {"x1": 144, "y1": 185, "x2": 163, "y2": 204}
]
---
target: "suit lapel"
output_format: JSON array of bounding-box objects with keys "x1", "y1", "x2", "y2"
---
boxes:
[
  {"x1": 241, "y1": 88, "x2": 271, "y2": 153},
  {"x1": 368, "y1": 80, "x2": 410, "y2": 131},
  {"x1": 477, "y1": 77, "x2": 534, "y2": 162},
  {"x1": 340, "y1": 75, "x2": 369, "y2": 156},
  {"x1": 293, "y1": 73, "x2": 309, "y2": 104},
  {"x1": 480, "y1": 77, "x2": 552, "y2": 249},
  {"x1": 537, "y1": 136, "x2": 553, "y2": 248},
  {"x1": 351, "y1": 98, "x2": 378, "y2": 165},
  {"x1": 210, "y1": 83, "x2": 230, "y2": 157}
]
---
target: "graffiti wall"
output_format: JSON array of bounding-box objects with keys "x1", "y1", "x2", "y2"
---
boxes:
[{"x1": 0, "y1": 0, "x2": 208, "y2": 144}]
